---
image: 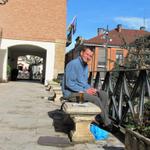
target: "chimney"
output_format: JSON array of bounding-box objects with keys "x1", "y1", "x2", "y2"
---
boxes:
[
  {"x1": 116, "y1": 24, "x2": 122, "y2": 32},
  {"x1": 97, "y1": 28, "x2": 104, "y2": 35},
  {"x1": 140, "y1": 26, "x2": 146, "y2": 31}
]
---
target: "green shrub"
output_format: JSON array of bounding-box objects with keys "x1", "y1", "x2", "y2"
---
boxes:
[{"x1": 7, "y1": 65, "x2": 11, "y2": 76}]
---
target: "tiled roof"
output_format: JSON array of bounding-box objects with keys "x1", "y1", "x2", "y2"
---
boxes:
[{"x1": 84, "y1": 28, "x2": 150, "y2": 46}]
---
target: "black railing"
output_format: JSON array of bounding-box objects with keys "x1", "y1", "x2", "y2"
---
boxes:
[{"x1": 89, "y1": 69, "x2": 150, "y2": 127}]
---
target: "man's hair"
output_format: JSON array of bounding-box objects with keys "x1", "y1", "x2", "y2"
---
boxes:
[{"x1": 79, "y1": 45, "x2": 94, "y2": 53}]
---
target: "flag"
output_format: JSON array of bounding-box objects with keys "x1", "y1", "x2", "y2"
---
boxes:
[
  {"x1": 67, "y1": 16, "x2": 77, "y2": 35},
  {"x1": 66, "y1": 29, "x2": 72, "y2": 47},
  {"x1": 66, "y1": 16, "x2": 77, "y2": 47},
  {"x1": 71, "y1": 16, "x2": 77, "y2": 34}
]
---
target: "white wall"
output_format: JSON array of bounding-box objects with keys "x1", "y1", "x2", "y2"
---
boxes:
[
  {"x1": 0, "y1": 49, "x2": 7, "y2": 82},
  {"x1": 1, "y1": 39, "x2": 55, "y2": 83},
  {"x1": 45, "y1": 45, "x2": 55, "y2": 84}
]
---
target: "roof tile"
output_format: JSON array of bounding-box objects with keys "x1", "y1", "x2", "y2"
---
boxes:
[{"x1": 84, "y1": 29, "x2": 150, "y2": 46}]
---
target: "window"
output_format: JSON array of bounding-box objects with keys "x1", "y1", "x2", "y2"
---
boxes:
[
  {"x1": 98, "y1": 47, "x2": 106, "y2": 67},
  {"x1": 116, "y1": 50, "x2": 123, "y2": 65}
]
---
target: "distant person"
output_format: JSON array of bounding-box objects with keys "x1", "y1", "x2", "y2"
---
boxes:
[
  {"x1": 28, "y1": 65, "x2": 33, "y2": 80},
  {"x1": 62, "y1": 45, "x2": 112, "y2": 130},
  {"x1": 11, "y1": 68, "x2": 18, "y2": 81}
]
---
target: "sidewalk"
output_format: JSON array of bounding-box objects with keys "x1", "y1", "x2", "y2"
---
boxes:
[{"x1": 0, "y1": 81, "x2": 125, "y2": 150}]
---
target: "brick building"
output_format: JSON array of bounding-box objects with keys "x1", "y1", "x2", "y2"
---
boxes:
[{"x1": 0, "y1": 0, "x2": 66, "y2": 84}]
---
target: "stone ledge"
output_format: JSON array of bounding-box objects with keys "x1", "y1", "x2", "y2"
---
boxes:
[
  {"x1": 62, "y1": 102, "x2": 101, "y2": 142},
  {"x1": 62, "y1": 102, "x2": 101, "y2": 115},
  {"x1": 125, "y1": 129, "x2": 150, "y2": 150}
]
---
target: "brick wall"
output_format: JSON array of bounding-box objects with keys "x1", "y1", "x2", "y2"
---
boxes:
[{"x1": 0, "y1": 0, "x2": 66, "y2": 42}]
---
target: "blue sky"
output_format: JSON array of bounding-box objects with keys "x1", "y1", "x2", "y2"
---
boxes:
[{"x1": 67, "y1": 0, "x2": 150, "y2": 50}]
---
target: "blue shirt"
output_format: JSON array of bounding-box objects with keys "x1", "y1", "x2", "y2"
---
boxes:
[{"x1": 62, "y1": 56, "x2": 91, "y2": 98}]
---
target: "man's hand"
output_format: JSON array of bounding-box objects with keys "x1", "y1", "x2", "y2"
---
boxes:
[{"x1": 86, "y1": 88, "x2": 97, "y2": 95}]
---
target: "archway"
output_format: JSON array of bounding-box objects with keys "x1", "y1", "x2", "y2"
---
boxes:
[
  {"x1": 17, "y1": 55, "x2": 43, "y2": 81},
  {"x1": 8, "y1": 44, "x2": 46, "y2": 83}
]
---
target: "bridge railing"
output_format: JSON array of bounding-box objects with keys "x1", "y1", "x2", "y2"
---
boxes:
[{"x1": 89, "y1": 69, "x2": 150, "y2": 127}]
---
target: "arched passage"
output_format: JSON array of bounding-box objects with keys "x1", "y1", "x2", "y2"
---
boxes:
[
  {"x1": 8, "y1": 44, "x2": 46, "y2": 83},
  {"x1": 0, "y1": 39, "x2": 55, "y2": 84}
]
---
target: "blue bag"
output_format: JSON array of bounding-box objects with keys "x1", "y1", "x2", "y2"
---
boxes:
[{"x1": 90, "y1": 124, "x2": 109, "y2": 140}]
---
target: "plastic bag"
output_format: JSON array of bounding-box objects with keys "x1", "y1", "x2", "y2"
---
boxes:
[{"x1": 90, "y1": 124, "x2": 109, "y2": 140}]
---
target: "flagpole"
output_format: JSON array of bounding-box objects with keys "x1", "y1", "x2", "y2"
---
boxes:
[{"x1": 67, "y1": 16, "x2": 77, "y2": 31}]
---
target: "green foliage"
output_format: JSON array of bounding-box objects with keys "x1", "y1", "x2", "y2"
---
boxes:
[
  {"x1": 144, "y1": 100, "x2": 150, "y2": 110},
  {"x1": 19, "y1": 55, "x2": 43, "y2": 65},
  {"x1": 135, "y1": 125, "x2": 150, "y2": 138},
  {"x1": 124, "y1": 35, "x2": 150, "y2": 69},
  {"x1": 7, "y1": 65, "x2": 11, "y2": 76},
  {"x1": 126, "y1": 100, "x2": 150, "y2": 138}
]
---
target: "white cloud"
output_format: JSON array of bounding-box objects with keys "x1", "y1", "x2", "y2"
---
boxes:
[{"x1": 114, "y1": 17, "x2": 150, "y2": 30}]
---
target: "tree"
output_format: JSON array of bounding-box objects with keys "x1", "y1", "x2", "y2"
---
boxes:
[
  {"x1": 19, "y1": 55, "x2": 43, "y2": 79},
  {"x1": 20, "y1": 55, "x2": 43, "y2": 66},
  {"x1": 124, "y1": 35, "x2": 150, "y2": 69}
]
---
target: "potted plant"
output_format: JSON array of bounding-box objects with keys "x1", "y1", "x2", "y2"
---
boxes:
[{"x1": 125, "y1": 100, "x2": 150, "y2": 150}]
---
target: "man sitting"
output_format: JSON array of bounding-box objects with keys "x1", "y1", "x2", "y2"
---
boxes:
[{"x1": 62, "y1": 45, "x2": 112, "y2": 130}]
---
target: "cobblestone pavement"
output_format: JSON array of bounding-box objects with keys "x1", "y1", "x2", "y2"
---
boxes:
[{"x1": 0, "y1": 81, "x2": 125, "y2": 150}]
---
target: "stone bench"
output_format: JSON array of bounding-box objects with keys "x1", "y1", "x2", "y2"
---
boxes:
[{"x1": 61, "y1": 102, "x2": 101, "y2": 142}]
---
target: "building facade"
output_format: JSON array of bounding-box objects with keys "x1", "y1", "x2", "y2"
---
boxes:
[
  {"x1": 0, "y1": 0, "x2": 66, "y2": 84},
  {"x1": 66, "y1": 25, "x2": 150, "y2": 76}
]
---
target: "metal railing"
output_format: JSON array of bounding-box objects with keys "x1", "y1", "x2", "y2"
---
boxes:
[{"x1": 89, "y1": 69, "x2": 150, "y2": 127}]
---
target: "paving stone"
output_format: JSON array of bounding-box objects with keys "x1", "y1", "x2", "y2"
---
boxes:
[{"x1": 0, "y1": 81, "x2": 125, "y2": 149}]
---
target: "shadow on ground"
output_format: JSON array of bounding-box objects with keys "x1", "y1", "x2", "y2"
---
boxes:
[
  {"x1": 103, "y1": 145, "x2": 124, "y2": 150},
  {"x1": 48, "y1": 109, "x2": 75, "y2": 134},
  {"x1": 37, "y1": 136, "x2": 74, "y2": 147},
  {"x1": 37, "y1": 109, "x2": 75, "y2": 147},
  {"x1": 111, "y1": 127, "x2": 125, "y2": 144}
]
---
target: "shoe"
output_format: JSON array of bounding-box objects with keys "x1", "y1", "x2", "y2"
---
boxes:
[
  {"x1": 95, "y1": 114, "x2": 104, "y2": 125},
  {"x1": 48, "y1": 93, "x2": 56, "y2": 101},
  {"x1": 105, "y1": 123, "x2": 113, "y2": 132}
]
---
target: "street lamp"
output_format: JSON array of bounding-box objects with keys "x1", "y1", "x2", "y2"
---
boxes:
[
  {"x1": 102, "y1": 26, "x2": 109, "y2": 71},
  {"x1": 102, "y1": 26, "x2": 113, "y2": 71}
]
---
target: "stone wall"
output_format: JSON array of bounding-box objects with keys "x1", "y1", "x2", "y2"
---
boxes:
[{"x1": 53, "y1": 40, "x2": 66, "y2": 78}]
